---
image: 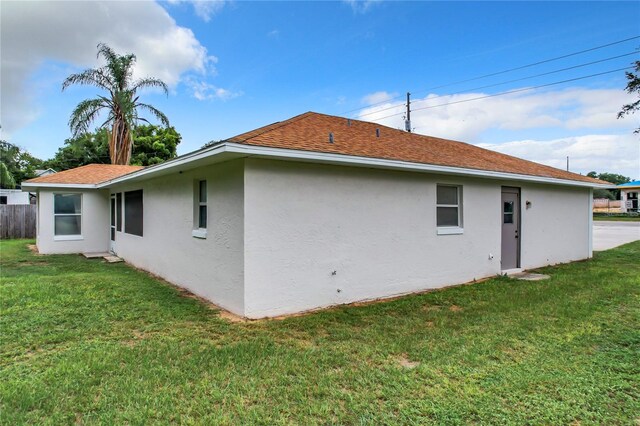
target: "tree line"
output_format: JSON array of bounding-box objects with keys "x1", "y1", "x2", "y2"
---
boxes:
[{"x1": 0, "y1": 125, "x2": 180, "y2": 188}]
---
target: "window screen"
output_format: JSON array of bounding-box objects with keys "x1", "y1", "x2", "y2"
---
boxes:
[
  {"x1": 124, "y1": 190, "x2": 143, "y2": 236},
  {"x1": 116, "y1": 193, "x2": 123, "y2": 231},
  {"x1": 436, "y1": 185, "x2": 461, "y2": 227},
  {"x1": 54, "y1": 193, "x2": 82, "y2": 235},
  {"x1": 198, "y1": 180, "x2": 207, "y2": 229}
]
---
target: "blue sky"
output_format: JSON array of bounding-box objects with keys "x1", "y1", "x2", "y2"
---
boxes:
[{"x1": 2, "y1": 1, "x2": 639, "y2": 178}]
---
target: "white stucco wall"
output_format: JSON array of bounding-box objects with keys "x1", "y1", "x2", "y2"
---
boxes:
[
  {"x1": 32, "y1": 159, "x2": 593, "y2": 319},
  {"x1": 1, "y1": 189, "x2": 31, "y2": 205},
  {"x1": 110, "y1": 160, "x2": 245, "y2": 315},
  {"x1": 36, "y1": 189, "x2": 110, "y2": 254},
  {"x1": 243, "y1": 159, "x2": 504, "y2": 318},
  {"x1": 519, "y1": 183, "x2": 591, "y2": 269}
]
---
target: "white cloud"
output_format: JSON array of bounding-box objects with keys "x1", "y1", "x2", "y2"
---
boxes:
[
  {"x1": 0, "y1": 0, "x2": 226, "y2": 136},
  {"x1": 361, "y1": 91, "x2": 398, "y2": 105},
  {"x1": 478, "y1": 134, "x2": 640, "y2": 180},
  {"x1": 358, "y1": 87, "x2": 636, "y2": 141},
  {"x1": 357, "y1": 87, "x2": 639, "y2": 178},
  {"x1": 343, "y1": 0, "x2": 381, "y2": 14},
  {"x1": 187, "y1": 79, "x2": 242, "y2": 101},
  {"x1": 267, "y1": 29, "x2": 280, "y2": 38}
]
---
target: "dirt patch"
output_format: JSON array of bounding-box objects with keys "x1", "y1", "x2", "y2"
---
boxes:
[
  {"x1": 218, "y1": 310, "x2": 248, "y2": 323},
  {"x1": 397, "y1": 354, "x2": 420, "y2": 369},
  {"x1": 422, "y1": 304, "x2": 443, "y2": 312},
  {"x1": 425, "y1": 321, "x2": 435, "y2": 328},
  {"x1": 449, "y1": 305, "x2": 463, "y2": 312},
  {"x1": 27, "y1": 244, "x2": 44, "y2": 256},
  {"x1": 121, "y1": 330, "x2": 150, "y2": 347},
  {"x1": 17, "y1": 261, "x2": 49, "y2": 267}
]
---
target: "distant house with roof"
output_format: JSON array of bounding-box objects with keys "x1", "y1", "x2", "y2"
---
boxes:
[
  {"x1": 34, "y1": 168, "x2": 57, "y2": 178},
  {"x1": 619, "y1": 180, "x2": 640, "y2": 213},
  {"x1": 22, "y1": 112, "x2": 610, "y2": 318}
]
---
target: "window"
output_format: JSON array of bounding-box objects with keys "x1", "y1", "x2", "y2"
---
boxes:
[
  {"x1": 116, "y1": 193, "x2": 123, "y2": 231},
  {"x1": 0, "y1": 196, "x2": 7, "y2": 205},
  {"x1": 436, "y1": 185, "x2": 463, "y2": 234},
  {"x1": 198, "y1": 180, "x2": 207, "y2": 228},
  {"x1": 124, "y1": 190, "x2": 143, "y2": 237},
  {"x1": 192, "y1": 180, "x2": 207, "y2": 239},
  {"x1": 54, "y1": 193, "x2": 82, "y2": 236},
  {"x1": 503, "y1": 201, "x2": 514, "y2": 224}
]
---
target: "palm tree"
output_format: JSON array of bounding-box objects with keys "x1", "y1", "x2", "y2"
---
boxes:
[
  {"x1": 62, "y1": 43, "x2": 170, "y2": 165},
  {"x1": 0, "y1": 162, "x2": 16, "y2": 189}
]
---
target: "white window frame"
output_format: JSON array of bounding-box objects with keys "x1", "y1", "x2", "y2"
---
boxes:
[
  {"x1": 192, "y1": 180, "x2": 207, "y2": 239},
  {"x1": 436, "y1": 184, "x2": 463, "y2": 235},
  {"x1": 53, "y1": 192, "x2": 83, "y2": 241}
]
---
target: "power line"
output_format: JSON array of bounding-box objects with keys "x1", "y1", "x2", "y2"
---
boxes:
[
  {"x1": 410, "y1": 36, "x2": 640, "y2": 96},
  {"x1": 358, "y1": 51, "x2": 638, "y2": 119},
  {"x1": 340, "y1": 35, "x2": 640, "y2": 117},
  {"x1": 367, "y1": 66, "x2": 633, "y2": 122}
]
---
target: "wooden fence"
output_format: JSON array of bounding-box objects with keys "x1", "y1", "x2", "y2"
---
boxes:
[
  {"x1": 0, "y1": 205, "x2": 36, "y2": 239},
  {"x1": 593, "y1": 198, "x2": 622, "y2": 213}
]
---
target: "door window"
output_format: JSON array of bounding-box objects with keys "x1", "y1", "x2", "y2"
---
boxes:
[{"x1": 503, "y1": 201, "x2": 514, "y2": 224}]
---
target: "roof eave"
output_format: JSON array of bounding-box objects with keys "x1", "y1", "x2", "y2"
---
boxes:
[
  {"x1": 224, "y1": 143, "x2": 611, "y2": 189},
  {"x1": 20, "y1": 182, "x2": 97, "y2": 190},
  {"x1": 25, "y1": 141, "x2": 608, "y2": 190}
]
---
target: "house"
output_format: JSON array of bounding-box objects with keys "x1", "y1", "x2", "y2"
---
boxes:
[
  {"x1": 619, "y1": 180, "x2": 640, "y2": 213},
  {"x1": 0, "y1": 189, "x2": 31, "y2": 205},
  {"x1": 22, "y1": 112, "x2": 609, "y2": 318},
  {"x1": 0, "y1": 170, "x2": 56, "y2": 205},
  {"x1": 34, "y1": 168, "x2": 57, "y2": 178}
]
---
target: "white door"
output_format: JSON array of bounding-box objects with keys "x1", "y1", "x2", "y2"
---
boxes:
[
  {"x1": 501, "y1": 187, "x2": 520, "y2": 270},
  {"x1": 110, "y1": 194, "x2": 116, "y2": 253}
]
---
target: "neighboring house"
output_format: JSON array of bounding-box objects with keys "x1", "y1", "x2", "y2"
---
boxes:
[
  {"x1": 619, "y1": 180, "x2": 640, "y2": 213},
  {"x1": 0, "y1": 189, "x2": 31, "y2": 205},
  {"x1": 0, "y1": 170, "x2": 55, "y2": 205},
  {"x1": 34, "y1": 168, "x2": 57, "y2": 178},
  {"x1": 22, "y1": 112, "x2": 610, "y2": 319}
]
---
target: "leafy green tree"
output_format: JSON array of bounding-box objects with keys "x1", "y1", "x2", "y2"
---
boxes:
[
  {"x1": 44, "y1": 130, "x2": 110, "y2": 171},
  {"x1": 0, "y1": 141, "x2": 43, "y2": 188},
  {"x1": 587, "y1": 171, "x2": 632, "y2": 200},
  {"x1": 618, "y1": 59, "x2": 640, "y2": 133},
  {"x1": 44, "y1": 125, "x2": 181, "y2": 170},
  {"x1": 130, "y1": 125, "x2": 181, "y2": 166},
  {"x1": 202, "y1": 139, "x2": 223, "y2": 149},
  {"x1": 0, "y1": 162, "x2": 16, "y2": 189},
  {"x1": 63, "y1": 43, "x2": 170, "y2": 165}
]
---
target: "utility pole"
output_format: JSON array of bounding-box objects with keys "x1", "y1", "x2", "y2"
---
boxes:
[{"x1": 404, "y1": 92, "x2": 411, "y2": 133}]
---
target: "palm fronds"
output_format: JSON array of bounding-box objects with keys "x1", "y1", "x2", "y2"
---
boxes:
[{"x1": 63, "y1": 43, "x2": 170, "y2": 164}]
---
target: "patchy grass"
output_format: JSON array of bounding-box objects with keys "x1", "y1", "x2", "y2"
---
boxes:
[
  {"x1": 593, "y1": 215, "x2": 640, "y2": 222},
  {"x1": 1, "y1": 240, "x2": 639, "y2": 425}
]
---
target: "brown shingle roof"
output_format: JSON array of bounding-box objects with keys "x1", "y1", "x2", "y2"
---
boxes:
[
  {"x1": 227, "y1": 112, "x2": 605, "y2": 184},
  {"x1": 24, "y1": 164, "x2": 144, "y2": 185}
]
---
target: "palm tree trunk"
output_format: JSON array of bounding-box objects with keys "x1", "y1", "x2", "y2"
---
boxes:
[{"x1": 110, "y1": 117, "x2": 133, "y2": 165}]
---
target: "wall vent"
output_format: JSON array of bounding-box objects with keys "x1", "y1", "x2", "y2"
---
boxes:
[
  {"x1": 376, "y1": 128, "x2": 380, "y2": 138},
  {"x1": 329, "y1": 132, "x2": 334, "y2": 143}
]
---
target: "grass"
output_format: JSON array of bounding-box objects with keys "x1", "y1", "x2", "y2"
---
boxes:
[
  {"x1": 1, "y1": 240, "x2": 639, "y2": 425},
  {"x1": 593, "y1": 215, "x2": 640, "y2": 222}
]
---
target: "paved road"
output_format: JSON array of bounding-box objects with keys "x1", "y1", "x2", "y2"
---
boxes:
[{"x1": 593, "y1": 221, "x2": 640, "y2": 251}]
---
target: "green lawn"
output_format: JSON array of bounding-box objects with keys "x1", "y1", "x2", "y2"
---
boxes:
[
  {"x1": 593, "y1": 215, "x2": 640, "y2": 222},
  {"x1": 1, "y1": 240, "x2": 639, "y2": 425}
]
